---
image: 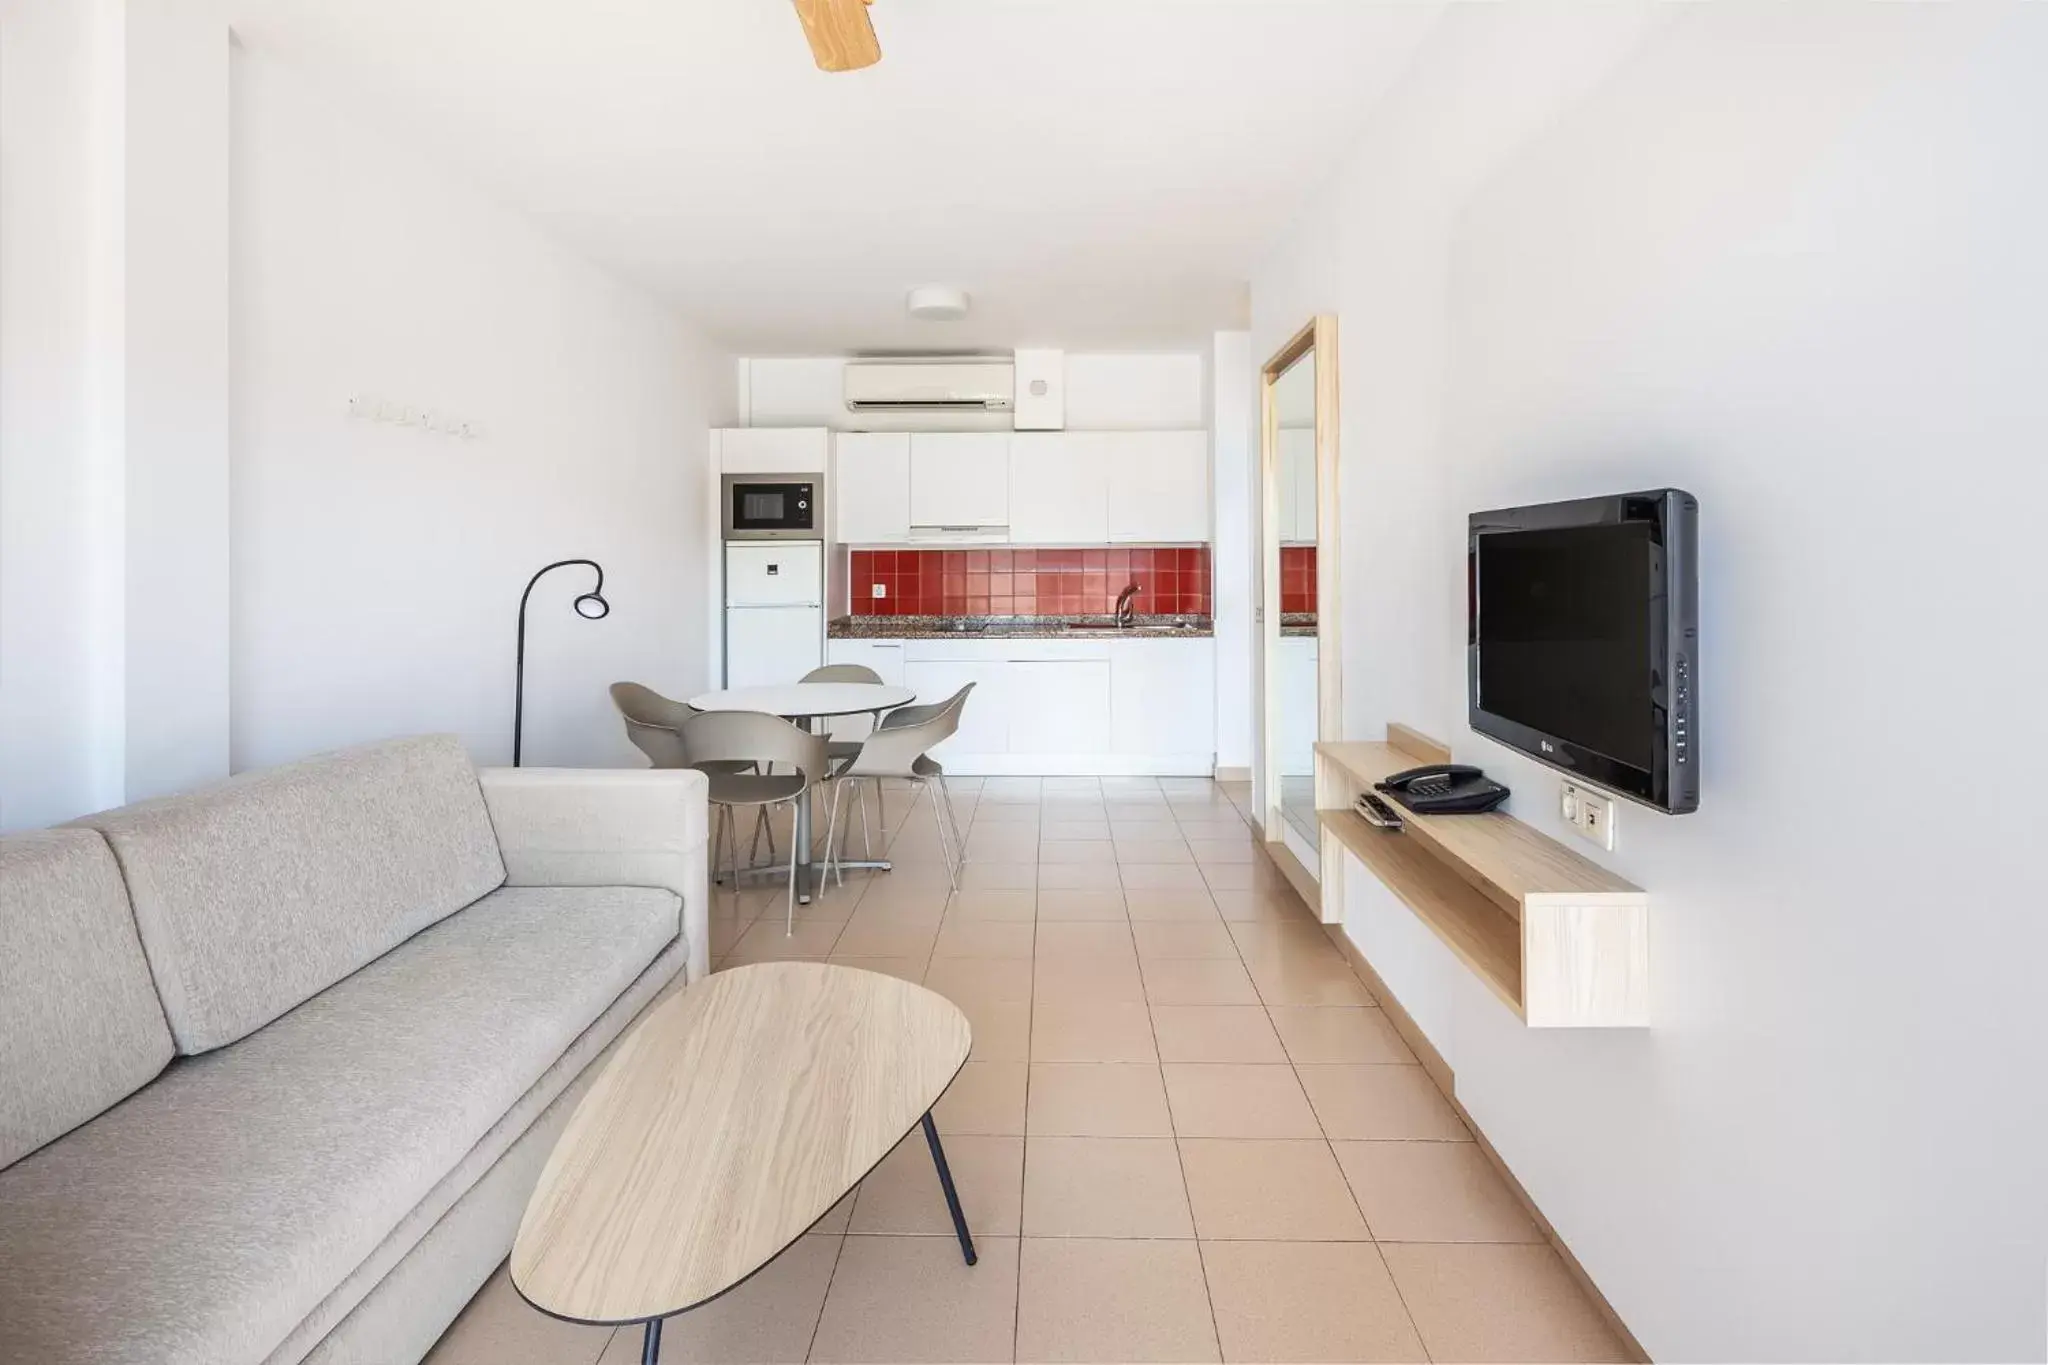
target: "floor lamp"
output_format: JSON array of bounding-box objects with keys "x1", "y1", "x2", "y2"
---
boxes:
[{"x1": 514, "y1": 558, "x2": 609, "y2": 767}]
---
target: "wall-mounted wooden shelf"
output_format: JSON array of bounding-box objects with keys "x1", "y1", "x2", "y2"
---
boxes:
[{"x1": 1315, "y1": 731, "x2": 1650, "y2": 1028}]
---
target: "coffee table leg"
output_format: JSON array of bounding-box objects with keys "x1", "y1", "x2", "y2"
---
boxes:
[
  {"x1": 640, "y1": 1317, "x2": 663, "y2": 1365},
  {"x1": 921, "y1": 1111, "x2": 978, "y2": 1266}
]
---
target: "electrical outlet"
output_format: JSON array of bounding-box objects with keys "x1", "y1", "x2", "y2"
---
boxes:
[
  {"x1": 1561, "y1": 781, "x2": 1616, "y2": 851},
  {"x1": 871, "y1": 583, "x2": 887, "y2": 599}
]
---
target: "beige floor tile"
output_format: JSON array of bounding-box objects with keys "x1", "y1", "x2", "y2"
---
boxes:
[
  {"x1": 828, "y1": 955, "x2": 930, "y2": 985},
  {"x1": 1243, "y1": 953, "x2": 1374, "y2": 1006},
  {"x1": 1106, "y1": 819, "x2": 1182, "y2": 840},
  {"x1": 1187, "y1": 839, "x2": 1256, "y2": 864},
  {"x1": 972, "y1": 801, "x2": 1042, "y2": 822},
  {"x1": 1132, "y1": 920, "x2": 1241, "y2": 960},
  {"x1": 1227, "y1": 921, "x2": 1339, "y2": 962},
  {"x1": 1027, "y1": 1063, "x2": 1174, "y2": 1137},
  {"x1": 726, "y1": 918, "x2": 845, "y2": 963},
  {"x1": 1123, "y1": 888, "x2": 1224, "y2": 921},
  {"x1": 1211, "y1": 890, "x2": 1316, "y2": 923},
  {"x1": 1174, "y1": 820, "x2": 1251, "y2": 840},
  {"x1": 960, "y1": 859, "x2": 1037, "y2": 890},
  {"x1": 1021, "y1": 1136, "x2": 1194, "y2": 1237},
  {"x1": 1296, "y1": 1065, "x2": 1470, "y2": 1141},
  {"x1": 1034, "y1": 920, "x2": 1138, "y2": 959},
  {"x1": 1041, "y1": 819, "x2": 1111, "y2": 841},
  {"x1": 1198, "y1": 863, "x2": 1266, "y2": 891},
  {"x1": 967, "y1": 832, "x2": 1043, "y2": 862},
  {"x1": 1200, "y1": 1241, "x2": 1426, "y2": 1364},
  {"x1": 1333, "y1": 1140, "x2": 1541, "y2": 1243},
  {"x1": 955, "y1": 996, "x2": 1033, "y2": 1062},
  {"x1": 1380, "y1": 1243, "x2": 1630, "y2": 1363},
  {"x1": 590, "y1": 1234, "x2": 840, "y2": 1365},
  {"x1": 1031, "y1": 1000, "x2": 1157, "y2": 1061},
  {"x1": 933, "y1": 919, "x2": 1037, "y2": 959},
  {"x1": 1142, "y1": 957, "x2": 1261, "y2": 1006},
  {"x1": 1120, "y1": 863, "x2": 1209, "y2": 890},
  {"x1": 1162, "y1": 1063, "x2": 1321, "y2": 1138},
  {"x1": 1034, "y1": 888, "x2": 1129, "y2": 921},
  {"x1": 1016, "y1": 1238, "x2": 1220, "y2": 1364},
  {"x1": 426, "y1": 1265, "x2": 614, "y2": 1365},
  {"x1": 813, "y1": 1188, "x2": 856, "y2": 1234},
  {"x1": 1178, "y1": 1139, "x2": 1369, "y2": 1240},
  {"x1": 830, "y1": 917, "x2": 939, "y2": 959},
  {"x1": 1033, "y1": 955, "x2": 1148, "y2": 1005},
  {"x1": 708, "y1": 914, "x2": 756, "y2": 957},
  {"x1": 934, "y1": 1061, "x2": 1029, "y2": 1136},
  {"x1": 1268, "y1": 1007, "x2": 1414, "y2": 1064},
  {"x1": 1150, "y1": 1006, "x2": 1289, "y2": 1063},
  {"x1": 1036, "y1": 862, "x2": 1124, "y2": 890},
  {"x1": 924, "y1": 955, "x2": 1034, "y2": 1005},
  {"x1": 1116, "y1": 841, "x2": 1196, "y2": 866},
  {"x1": 851, "y1": 1132, "x2": 1023, "y2": 1236},
  {"x1": 1039, "y1": 839, "x2": 1119, "y2": 865},
  {"x1": 849, "y1": 885, "x2": 953, "y2": 921},
  {"x1": 808, "y1": 1235, "x2": 1019, "y2": 1364},
  {"x1": 946, "y1": 888, "x2": 1039, "y2": 921}
]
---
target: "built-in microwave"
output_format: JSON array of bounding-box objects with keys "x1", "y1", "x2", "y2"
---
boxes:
[{"x1": 722, "y1": 475, "x2": 821, "y2": 541}]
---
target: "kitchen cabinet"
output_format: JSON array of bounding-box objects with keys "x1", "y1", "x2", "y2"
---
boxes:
[
  {"x1": 835, "y1": 433, "x2": 912, "y2": 543},
  {"x1": 822, "y1": 639, "x2": 907, "y2": 745},
  {"x1": 901, "y1": 660, "x2": 1010, "y2": 761},
  {"x1": 1108, "y1": 431, "x2": 1210, "y2": 543},
  {"x1": 716, "y1": 427, "x2": 828, "y2": 474},
  {"x1": 1008, "y1": 660, "x2": 1112, "y2": 755},
  {"x1": 1008, "y1": 433, "x2": 1110, "y2": 544},
  {"x1": 1278, "y1": 428, "x2": 1317, "y2": 544},
  {"x1": 909, "y1": 433, "x2": 1010, "y2": 533},
  {"x1": 1109, "y1": 639, "x2": 1216, "y2": 763}
]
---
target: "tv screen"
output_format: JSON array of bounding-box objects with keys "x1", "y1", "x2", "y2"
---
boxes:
[{"x1": 1469, "y1": 490, "x2": 1698, "y2": 813}]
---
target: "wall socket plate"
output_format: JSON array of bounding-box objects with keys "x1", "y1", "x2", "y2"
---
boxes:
[{"x1": 1560, "y1": 781, "x2": 1616, "y2": 851}]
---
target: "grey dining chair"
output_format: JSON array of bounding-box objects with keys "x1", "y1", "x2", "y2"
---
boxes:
[
  {"x1": 679, "y1": 709, "x2": 833, "y2": 932},
  {"x1": 609, "y1": 682, "x2": 775, "y2": 872},
  {"x1": 800, "y1": 662, "x2": 886, "y2": 861},
  {"x1": 824, "y1": 684, "x2": 974, "y2": 891}
]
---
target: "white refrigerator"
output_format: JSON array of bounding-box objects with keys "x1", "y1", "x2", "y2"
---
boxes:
[{"x1": 723, "y1": 542, "x2": 823, "y2": 688}]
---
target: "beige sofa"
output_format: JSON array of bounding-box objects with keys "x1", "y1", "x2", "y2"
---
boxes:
[{"x1": 0, "y1": 735, "x2": 710, "y2": 1365}]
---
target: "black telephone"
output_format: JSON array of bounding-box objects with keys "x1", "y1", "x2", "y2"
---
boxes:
[{"x1": 1376, "y1": 764, "x2": 1511, "y2": 816}]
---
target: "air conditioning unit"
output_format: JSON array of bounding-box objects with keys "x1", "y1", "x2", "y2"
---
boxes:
[{"x1": 844, "y1": 359, "x2": 1014, "y2": 413}]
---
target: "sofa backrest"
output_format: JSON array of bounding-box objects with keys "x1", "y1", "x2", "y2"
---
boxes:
[
  {"x1": 77, "y1": 735, "x2": 507, "y2": 1054},
  {"x1": 0, "y1": 829, "x2": 175, "y2": 1171}
]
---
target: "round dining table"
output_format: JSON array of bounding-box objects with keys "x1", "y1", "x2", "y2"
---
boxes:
[{"x1": 688, "y1": 682, "x2": 916, "y2": 902}]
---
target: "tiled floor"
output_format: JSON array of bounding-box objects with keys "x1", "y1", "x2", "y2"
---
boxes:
[{"x1": 428, "y1": 777, "x2": 1629, "y2": 1364}]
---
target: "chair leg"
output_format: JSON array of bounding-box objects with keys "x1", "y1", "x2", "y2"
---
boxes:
[
  {"x1": 752, "y1": 806, "x2": 776, "y2": 867},
  {"x1": 927, "y1": 779, "x2": 959, "y2": 891},
  {"x1": 857, "y1": 778, "x2": 874, "y2": 860},
  {"x1": 784, "y1": 801, "x2": 801, "y2": 935},
  {"x1": 939, "y1": 775, "x2": 966, "y2": 868},
  {"x1": 724, "y1": 805, "x2": 743, "y2": 920},
  {"x1": 711, "y1": 806, "x2": 729, "y2": 886},
  {"x1": 822, "y1": 778, "x2": 847, "y2": 890}
]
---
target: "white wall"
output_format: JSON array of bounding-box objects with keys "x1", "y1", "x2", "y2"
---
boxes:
[
  {"x1": 231, "y1": 46, "x2": 733, "y2": 772},
  {"x1": 742, "y1": 353, "x2": 1205, "y2": 431},
  {"x1": 1249, "y1": 6, "x2": 2048, "y2": 1360},
  {"x1": 1208, "y1": 332, "x2": 1254, "y2": 773},
  {"x1": 0, "y1": 0, "x2": 233, "y2": 829}
]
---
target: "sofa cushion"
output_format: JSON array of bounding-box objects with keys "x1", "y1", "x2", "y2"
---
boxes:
[
  {"x1": 77, "y1": 735, "x2": 507, "y2": 1053},
  {"x1": 0, "y1": 883, "x2": 679, "y2": 1365},
  {"x1": 0, "y1": 830, "x2": 174, "y2": 1171}
]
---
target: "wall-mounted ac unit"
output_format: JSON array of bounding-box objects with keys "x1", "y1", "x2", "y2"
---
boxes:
[{"x1": 844, "y1": 359, "x2": 1014, "y2": 413}]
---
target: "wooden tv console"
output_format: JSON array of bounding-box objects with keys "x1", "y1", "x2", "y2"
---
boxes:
[{"x1": 1315, "y1": 726, "x2": 1650, "y2": 1028}]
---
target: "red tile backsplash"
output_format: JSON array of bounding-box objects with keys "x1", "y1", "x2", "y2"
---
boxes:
[
  {"x1": 1280, "y1": 545, "x2": 1318, "y2": 616},
  {"x1": 850, "y1": 546, "x2": 1213, "y2": 618}
]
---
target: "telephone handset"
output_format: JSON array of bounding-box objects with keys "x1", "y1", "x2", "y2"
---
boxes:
[{"x1": 1375, "y1": 764, "x2": 1511, "y2": 816}]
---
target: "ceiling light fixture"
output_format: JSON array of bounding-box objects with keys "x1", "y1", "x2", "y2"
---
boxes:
[{"x1": 907, "y1": 285, "x2": 970, "y2": 323}]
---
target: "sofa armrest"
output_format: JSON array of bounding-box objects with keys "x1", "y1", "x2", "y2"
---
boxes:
[{"x1": 476, "y1": 767, "x2": 712, "y2": 982}]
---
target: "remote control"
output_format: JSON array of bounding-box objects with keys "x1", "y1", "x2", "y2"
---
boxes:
[{"x1": 1356, "y1": 792, "x2": 1404, "y2": 830}]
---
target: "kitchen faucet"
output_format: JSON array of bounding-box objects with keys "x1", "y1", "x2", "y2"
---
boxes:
[{"x1": 1115, "y1": 583, "x2": 1142, "y2": 628}]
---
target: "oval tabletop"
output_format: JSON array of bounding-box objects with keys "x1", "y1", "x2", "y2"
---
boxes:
[
  {"x1": 510, "y1": 962, "x2": 971, "y2": 1326},
  {"x1": 688, "y1": 682, "x2": 915, "y2": 719}
]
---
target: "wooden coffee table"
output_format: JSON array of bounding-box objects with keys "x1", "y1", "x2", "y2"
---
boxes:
[{"x1": 510, "y1": 962, "x2": 976, "y2": 1364}]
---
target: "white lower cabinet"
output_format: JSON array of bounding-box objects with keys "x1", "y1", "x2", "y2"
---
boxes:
[
  {"x1": 828, "y1": 637, "x2": 1214, "y2": 775},
  {"x1": 822, "y1": 640, "x2": 906, "y2": 745}
]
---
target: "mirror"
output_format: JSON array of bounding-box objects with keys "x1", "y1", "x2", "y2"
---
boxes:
[
  {"x1": 1271, "y1": 350, "x2": 1320, "y2": 853},
  {"x1": 1258, "y1": 315, "x2": 1337, "y2": 892}
]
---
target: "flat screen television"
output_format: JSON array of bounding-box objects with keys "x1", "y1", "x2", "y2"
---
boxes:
[{"x1": 1468, "y1": 489, "x2": 1699, "y2": 814}]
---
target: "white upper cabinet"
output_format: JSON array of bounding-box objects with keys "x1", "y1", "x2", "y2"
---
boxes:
[
  {"x1": 717, "y1": 427, "x2": 829, "y2": 474},
  {"x1": 909, "y1": 433, "x2": 1011, "y2": 531},
  {"x1": 1108, "y1": 431, "x2": 1210, "y2": 543},
  {"x1": 1008, "y1": 433, "x2": 1110, "y2": 544},
  {"x1": 835, "y1": 433, "x2": 912, "y2": 543},
  {"x1": 1278, "y1": 428, "x2": 1317, "y2": 544}
]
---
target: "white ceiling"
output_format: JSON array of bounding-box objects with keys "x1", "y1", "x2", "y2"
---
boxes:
[{"x1": 227, "y1": 1, "x2": 1442, "y2": 354}]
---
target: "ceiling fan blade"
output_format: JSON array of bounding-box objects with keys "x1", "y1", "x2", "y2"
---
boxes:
[{"x1": 793, "y1": 0, "x2": 881, "y2": 73}]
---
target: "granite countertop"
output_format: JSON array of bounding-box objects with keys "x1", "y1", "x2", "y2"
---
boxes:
[
  {"x1": 830, "y1": 613, "x2": 1213, "y2": 641},
  {"x1": 1281, "y1": 612, "x2": 1318, "y2": 639}
]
